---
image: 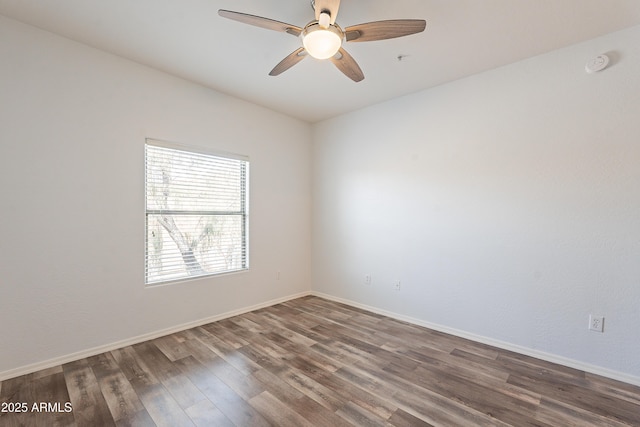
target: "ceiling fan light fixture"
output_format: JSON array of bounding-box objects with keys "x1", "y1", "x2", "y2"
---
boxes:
[{"x1": 302, "y1": 23, "x2": 342, "y2": 60}]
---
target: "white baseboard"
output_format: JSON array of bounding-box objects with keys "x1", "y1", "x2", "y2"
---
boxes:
[
  {"x1": 0, "y1": 291, "x2": 312, "y2": 382},
  {"x1": 311, "y1": 291, "x2": 640, "y2": 388},
  {"x1": 4, "y1": 290, "x2": 638, "y2": 388}
]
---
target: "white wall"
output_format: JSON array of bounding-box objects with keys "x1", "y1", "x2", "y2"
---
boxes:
[
  {"x1": 2, "y1": 12, "x2": 639, "y2": 386},
  {"x1": 312, "y1": 25, "x2": 640, "y2": 383},
  {"x1": 0, "y1": 15, "x2": 311, "y2": 377}
]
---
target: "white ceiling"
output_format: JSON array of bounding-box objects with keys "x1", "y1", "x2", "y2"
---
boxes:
[{"x1": 2, "y1": 0, "x2": 640, "y2": 122}]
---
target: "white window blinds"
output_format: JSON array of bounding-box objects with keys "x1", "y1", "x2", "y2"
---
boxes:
[{"x1": 145, "y1": 141, "x2": 249, "y2": 285}]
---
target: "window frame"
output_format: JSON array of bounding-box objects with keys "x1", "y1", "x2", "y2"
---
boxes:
[{"x1": 144, "y1": 139, "x2": 249, "y2": 286}]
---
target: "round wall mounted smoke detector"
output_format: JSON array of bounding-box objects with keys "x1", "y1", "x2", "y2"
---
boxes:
[{"x1": 585, "y1": 54, "x2": 609, "y2": 73}]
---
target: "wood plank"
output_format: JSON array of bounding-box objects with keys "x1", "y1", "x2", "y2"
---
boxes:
[
  {"x1": 288, "y1": 357, "x2": 398, "y2": 421},
  {"x1": 199, "y1": 322, "x2": 249, "y2": 350},
  {"x1": 161, "y1": 374, "x2": 206, "y2": 410},
  {"x1": 131, "y1": 341, "x2": 183, "y2": 382},
  {"x1": 135, "y1": 383, "x2": 195, "y2": 427},
  {"x1": 243, "y1": 311, "x2": 318, "y2": 347},
  {"x1": 385, "y1": 363, "x2": 545, "y2": 426},
  {"x1": 174, "y1": 355, "x2": 271, "y2": 427},
  {"x1": 237, "y1": 345, "x2": 286, "y2": 376},
  {"x1": 0, "y1": 374, "x2": 33, "y2": 427},
  {"x1": 193, "y1": 325, "x2": 243, "y2": 355},
  {"x1": 180, "y1": 337, "x2": 264, "y2": 401},
  {"x1": 392, "y1": 349, "x2": 541, "y2": 405},
  {"x1": 251, "y1": 367, "x2": 353, "y2": 427},
  {"x1": 184, "y1": 399, "x2": 233, "y2": 427},
  {"x1": 31, "y1": 365, "x2": 64, "y2": 380},
  {"x1": 115, "y1": 408, "x2": 156, "y2": 427},
  {"x1": 63, "y1": 359, "x2": 116, "y2": 427},
  {"x1": 31, "y1": 371, "x2": 75, "y2": 427},
  {"x1": 87, "y1": 353, "x2": 147, "y2": 423},
  {"x1": 265, "y1": 331, "x2": 342, "y2": 372},
  {"x1": 335, "y1": 400, "x2": 393, "y2": 427},
  {"x1": 278, "y1": 367, "x2": 344, "y2": 412},
  {"x1": 110, "y1": 346, "x2": 194, "y2": 427},
  {"x1": 110, "y1": 347, "x2": 159, "y2": 392},
  {"x1": 335, "y1": 359, "x2": 512, "y2": 426},
  {"x1": 388, "y1": 408, "x2": 435, "y2": 427},
  {"x1": 248, "y1": 390, "x2": 315, "y2": 427},
  {"x1": 508, "y1": 373, "x2": 640, "y2": 425},
  {"x1": 535, "y1": 397, "x2": 631, "y2": 427},
  {"x1": 584, "y1": 372, "x2": 640, "y2": 405},
  {"x1": 152, "y1": 335, "x2": 193, "y2": 362}
]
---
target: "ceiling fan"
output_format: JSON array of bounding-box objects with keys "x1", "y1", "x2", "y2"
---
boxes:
[{"x1": 218, "y1": 0, "x2": 426, "y2": 82}]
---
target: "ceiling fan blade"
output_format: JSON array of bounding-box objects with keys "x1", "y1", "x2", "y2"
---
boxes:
[
  {"x1": 314, "y1": 0, "x2": 341, "y2": 24},
  {"x1": 345, "y1": 19, "x2": 426, "y2": 42},
  {"x1": 269, "y1": 48, "x2": 308, "y2": 76},
  {"x1": 218, "y1": 10, "x2": 302, "y2": 37},
  {"x1": 330, "y1": 48, "x2": 364, "y2": 82}
]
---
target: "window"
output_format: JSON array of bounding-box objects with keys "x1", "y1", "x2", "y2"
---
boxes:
[{"x1": 145, "y1": 140, "x2": 249, "y2": 285}]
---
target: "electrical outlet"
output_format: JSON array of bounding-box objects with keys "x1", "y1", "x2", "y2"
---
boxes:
[
  {"x1": 364, "y1": 274, "x2": 372, "y2": 285},
  {"x1": 589, "y1": 315, "x2": 604, "y2": 332},
  {"x1": 393, "y1": 280, "x2": 401, "y2": 290}
]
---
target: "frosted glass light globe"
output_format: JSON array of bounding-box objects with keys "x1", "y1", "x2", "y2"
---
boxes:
[{"x1": 302, "y1": 25, "x2": 342, "y2": 60}]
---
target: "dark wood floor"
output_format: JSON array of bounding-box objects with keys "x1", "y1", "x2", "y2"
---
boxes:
[{"x1": 1, "y1": 296, "x2": 639, "y2": 426}]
